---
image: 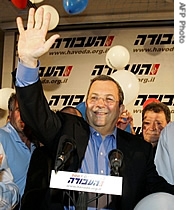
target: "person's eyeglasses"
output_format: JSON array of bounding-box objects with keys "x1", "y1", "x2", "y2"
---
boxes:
[{"x1": 88, "y1": 95, "x2": 118, "y2": 106}]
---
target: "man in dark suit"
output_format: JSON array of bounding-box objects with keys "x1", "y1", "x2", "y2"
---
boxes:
[{"x1": 15, "y1": 7, "x2": 173, "y2": 210}]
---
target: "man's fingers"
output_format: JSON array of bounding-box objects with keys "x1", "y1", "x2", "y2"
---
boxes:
[
  {"x1": 44, "y1": 34, "x2": 60, "y2": 51},
  {"x1": 16, "y1": 17, "x2": 24, "y2": 34},
  {"x1": 34, "y1": 7, "x2": 44, "y2": 30},
  {"x1": 27, "y1": 8, "x2": 35, "y2": 29},
  {"x1": 41, "y1": 12, "x2": 51, "y2": 34}
]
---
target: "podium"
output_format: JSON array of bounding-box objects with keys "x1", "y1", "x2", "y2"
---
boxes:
[{"x1": 50, "y1": 171, "x2": 123, "y2": 209}]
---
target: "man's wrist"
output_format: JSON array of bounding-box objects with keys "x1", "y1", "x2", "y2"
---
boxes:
[{"x1": 19, "y1": 57, "x2": 38, "y2": 68}]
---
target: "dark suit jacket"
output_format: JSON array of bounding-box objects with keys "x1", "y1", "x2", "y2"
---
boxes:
[{"x1": 16, "y1": 80, "x2": 173, "y2": 210}]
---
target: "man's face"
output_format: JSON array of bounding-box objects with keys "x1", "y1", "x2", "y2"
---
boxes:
[
  {"x1": 9, "y1": 100, "x2": 25, "y2": 133},
  {"x1": 142, "y1": 110, "x2": 168, "y2": 145},
  {"x1": 86, "y1": 80, "x2": 123, "y2": 135}
]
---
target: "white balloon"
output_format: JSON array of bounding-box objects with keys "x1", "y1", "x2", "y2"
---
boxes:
[
  {"x1": 0, "y1": 88, "x2": 15, "y2": 110},
  {"x1": 35, "y1": 5, "x2": 59, "y2": 31},
  {"x1": 106, "y1": 45, "x2": 130, "y2": 70},
  {"x1": 134, "y1": 192, "x2": 174, "y2": 210},
  {"x1": 30, "y1": 0, "x2": 44, "y2": 3},
  {"x1": 111, "y1": 70, "x2": 139, "y2": 105}
]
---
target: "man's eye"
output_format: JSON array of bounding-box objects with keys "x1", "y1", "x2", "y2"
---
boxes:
[
  {"x1": 91, "y1": 96, "x2": 97, "y2": 100},
  {"x1": 106, "y1": 98, "x2": 114, "y2": 102}
]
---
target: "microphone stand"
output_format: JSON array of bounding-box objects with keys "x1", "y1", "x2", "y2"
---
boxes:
[
  {"x1": 110, "y1": 165, "x2": 120, "y2": 176},
  {"x1": 75, "y1": 191, "x2": 88, "y2": 210},
  {"x1": 54, "y1": 136, "x2": 78, "y2": 208}
]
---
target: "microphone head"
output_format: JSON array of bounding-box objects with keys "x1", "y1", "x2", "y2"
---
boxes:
[
  {"x1": 108, "y1": 149, "x2": 123, "y2": 176},
  {"x1": 55, "y1": 136, "x2": 76, "y2": 172},
  {"x1": 62, "y1": 140, "x2": 76, "y2": 155}
]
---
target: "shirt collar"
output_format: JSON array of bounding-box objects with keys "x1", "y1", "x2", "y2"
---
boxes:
[{"x1": 89, "y1": 126, "x2": 117, "y2": 139}]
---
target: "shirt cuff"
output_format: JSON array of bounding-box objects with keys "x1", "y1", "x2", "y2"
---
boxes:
[{"x1": 15, "y1": 60, "x2": 40, "y2": 87}]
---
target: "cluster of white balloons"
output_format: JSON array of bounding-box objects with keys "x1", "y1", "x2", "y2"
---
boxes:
[
  {"x1": 0, "y1": 88, "x2": 15, "y2": 110},
  {"x1": 106, "y1": 45, "x2": 140, "y2": 105}
]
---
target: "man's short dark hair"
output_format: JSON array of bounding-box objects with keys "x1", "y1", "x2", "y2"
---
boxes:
[{"x1": 142, "y1": 102, "x2": 171, "y2": 123}]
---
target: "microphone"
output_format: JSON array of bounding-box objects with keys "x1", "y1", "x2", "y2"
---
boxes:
[
  {"x1": 55, "y1": 139, "x2": 76, "y2": 173},
  {"x1": 108, "y1": 149, "x2": 123, "y2": 176}
]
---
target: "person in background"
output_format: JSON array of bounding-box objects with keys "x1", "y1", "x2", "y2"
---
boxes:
[
  {"x1": 0, "y1": 93, "x2": 36, "y2": 198},
  {"x1": 0, "y1": 142, "x2": 20, "y2": 209},
  {"x1": 60, "y1": 106, "x2": 82, "y2": 117},
  {"x1": 142, "y1": 98, "x2": 160, "y2": 109},
  {"x1": 141, "y1": 101, "x2": 171, "y2": 157},
  {"x1": 76, "y1": 101, "x2": 87, "y2": 119},
  {"x1": 116, "y1": 109, "x2": 136, "y2": 134},
  {"x1": 154, "y1": 121, "x2": 174, "y2": 185},
  {"x1": 14, "y1": 8, "x2": 173, "y2": 210}
]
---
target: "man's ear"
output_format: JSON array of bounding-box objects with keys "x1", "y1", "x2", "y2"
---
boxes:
[
  {"x1": 8, "y1": 110, "x2": 12, "y2": 117},
  {"x1": 119, "y1": 104, "x2": 125, "y2": 114}
]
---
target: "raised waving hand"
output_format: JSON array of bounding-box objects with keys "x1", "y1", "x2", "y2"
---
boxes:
[{"x1": 16, "y1": 7, "x2": 60, "y2": 68}]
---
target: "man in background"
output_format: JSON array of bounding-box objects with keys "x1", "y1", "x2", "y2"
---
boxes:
[
  {"x1": 0, "y1": 93, "x2": 36, "y2": 198},
  {"x1": 141, "y1": 101, "x2": 171, "y2": 157}
]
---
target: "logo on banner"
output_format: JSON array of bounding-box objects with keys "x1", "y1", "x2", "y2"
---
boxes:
[
  {"x1": 91, "y1": 64, "x2": 160, "y2": 84},
  {"x1": 51, "y1": 36, "x2": 115, "y2": 48},
  {"x1": 48, "y1": 36, "x2": 115, "y2": 56},
  {"x1": 91, "y1": 64, "x2": 160, "y2": 75},
  {"x1": 48, "y1": 94, "x2": 85, "y2": 107},
  {"x1": 39, "y1": 66, "x2": 73, "y2": 77},
  {"x1": 133, "y1": 33, "x2": 174, "y2": 53},
  {"x1": 125, "y1": 63, "x2": 160, "y2": 75},
  {"x1": 134, "y1": 34, "x2": 174, "y2": 45},
  {"x1": 39, "y1": 66, "x2": 73, "y2": 85},
  {"x1": 134, "y1": 94, "x2": 174, "y2": 106},
  {"x1": 50, "y1": 171, "x2": 123, "y2": 195}
]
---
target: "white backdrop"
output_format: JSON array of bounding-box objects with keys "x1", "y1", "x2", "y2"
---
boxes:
[{"x1": 13, "y1": 26, "x2": 174, "y2": 133}]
